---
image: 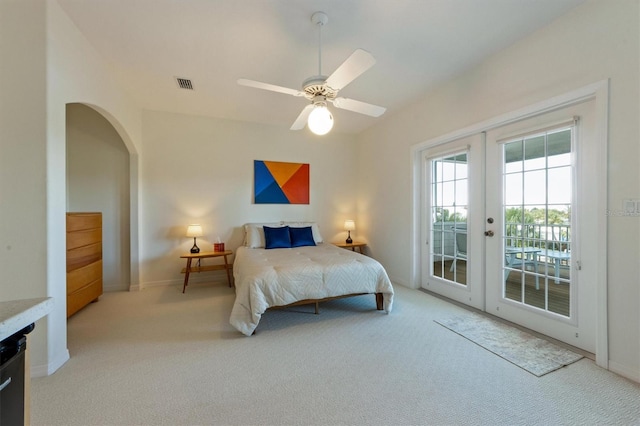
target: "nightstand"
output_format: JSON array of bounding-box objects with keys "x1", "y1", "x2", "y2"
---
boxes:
[
  {"x1": 333, "y1": 242, "x2": 367, "y2": 254},
  {"x1": 180, "y1": 250, "x2": 233, "y2": 293}
]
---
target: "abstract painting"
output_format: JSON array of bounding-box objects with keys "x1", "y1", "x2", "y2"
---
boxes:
[{"x1": 254, "y1": 160, "x2": 310, "y2": 204}]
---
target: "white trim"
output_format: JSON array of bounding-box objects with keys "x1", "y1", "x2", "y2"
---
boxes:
[
  {"x1": 495, "y1": 117, "x2": 578, "y2": 144},
  {"x1": 410, "y1": 143, "x2": 423, "y2": 289},
  {"x1": 424, "y1": 145, "x2": 471, "y2": 161},
  {"x1": 570, "y1": 121, "x2": 580, "y2": 325},
  {"x1": 31, "y1": 348, "x2": 69, "y2": 378},
  {"x1": 141, "y1": 273, "x2": 230, "y2": 289},
  {"x1": 593, "y1": 81, "x2": 609, "y2": 370},
  {"x1": 608, "y1": 360, "x2": 640, "y2": 383},
  {"x1": 411, "y1": 80, "x2": 609, "y2": 368}
]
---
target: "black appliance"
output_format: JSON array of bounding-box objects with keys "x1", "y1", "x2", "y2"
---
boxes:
[{"x1": 0, "y1": 323, "x2": 34, "y2": 426}]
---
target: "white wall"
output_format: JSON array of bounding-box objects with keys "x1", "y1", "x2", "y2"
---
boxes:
[
  {"x1": 140, "y1": 111, "x2": 359, "y2": 287},
  {"x1": 66, "y1": 103, "x2": 131, "y2": 292},
  {"x1": 357, "y1": 0, "x2": 639, "y2": 381},
  {"x1": 0, "y1": 0, "x2": 49, "y2": 367},
  {"x1": 44, "y1": 0, "x2": 142, "y2": 374},
  {"x1": 0, "y1": 0, "x2": 142, "y2": 375}
]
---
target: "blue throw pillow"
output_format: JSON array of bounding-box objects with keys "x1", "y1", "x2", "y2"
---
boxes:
[
  {"x1": 263, "y1": 226, "x2": 291, "y2": 249},
  {"x1": 289, "y1": 226, "x2": 316, "y2": 248}
]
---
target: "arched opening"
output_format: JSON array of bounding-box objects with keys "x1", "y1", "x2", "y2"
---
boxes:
[{"x1": 65, "y1": 103, "x2": 138, "y2": 293}]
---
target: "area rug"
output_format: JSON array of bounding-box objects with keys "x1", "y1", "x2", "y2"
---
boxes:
[{"x1": 435, "y1": 313, "x2": 583, "y2": 377}]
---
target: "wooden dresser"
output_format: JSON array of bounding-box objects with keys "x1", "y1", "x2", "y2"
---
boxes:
[{"x1": 66, "y1": 212, "x2": 103, "y2": 317}]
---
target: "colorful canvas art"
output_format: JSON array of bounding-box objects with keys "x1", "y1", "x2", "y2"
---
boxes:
[{"x1": 254, "y1": 160, "x2": 310, "y2": 204}]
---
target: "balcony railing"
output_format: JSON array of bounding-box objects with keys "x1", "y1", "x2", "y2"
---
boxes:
[
  {"x1": 505, "y1": 222, "x2": 570, "y2": 251},
  {"x1": 432, "y1": 222, "x2": 571, "y2": 267}
]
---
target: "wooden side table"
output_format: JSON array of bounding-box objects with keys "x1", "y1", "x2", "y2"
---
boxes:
[
  {"x1": 180, "y1": 250, "x2": 233, "y2": 293},
  {"x1": 333, "y1": 242, "x2": 367, "y2": 254}
]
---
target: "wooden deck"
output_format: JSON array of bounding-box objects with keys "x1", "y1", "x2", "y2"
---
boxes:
[{"x1": 433, "y1": 260, "x2": 570, "y2": 317}]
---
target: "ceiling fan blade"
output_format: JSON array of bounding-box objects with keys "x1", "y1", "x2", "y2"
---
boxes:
[
  {"x1": 325, "y1": 49, "x2": 376, "y2": 91},
  {"x1": 237, "y1": 79, "x2": 304, "y2": 97},
  {"x1": 290, "y1": 104, "x2": 315, "y2": 130},
  {"x1": 332, "y1": 97, "x2": 386, "y2": 117}
]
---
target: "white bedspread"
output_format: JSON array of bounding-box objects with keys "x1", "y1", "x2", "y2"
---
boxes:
[{"x1": 230, "y1": 244, "x2": 394, "y2": 336}]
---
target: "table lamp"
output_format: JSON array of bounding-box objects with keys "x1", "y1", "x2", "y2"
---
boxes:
[
  {"x1": 186, "y1": 224, "x2": 203, "y2": 253},
  {"x1": 344, "y1": 220, "x2": 355, "y2": 244}
]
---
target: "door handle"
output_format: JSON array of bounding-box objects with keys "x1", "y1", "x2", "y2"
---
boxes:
[
  {"x1": 0, "y1": 377, "x2": 11, "y2": 392},
  {"x1": 484, "y1": 230, "x2": 495, "y2": 237}
]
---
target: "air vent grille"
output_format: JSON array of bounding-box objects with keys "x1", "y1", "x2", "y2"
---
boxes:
[{"x1": 175, "y1": 77, "x2": 194, "y2": 90}]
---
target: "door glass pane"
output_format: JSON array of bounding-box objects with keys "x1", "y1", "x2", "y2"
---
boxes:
[
  {"x1": 505, "y1": 140, "x2": 523, "y2": 173},
  {"x1": 502, "y1": 128, "x2": 572, "y2": 317},
  {"x1": 504, "y1": 174, "x2": 523, "y2": 205},
  {"x1": 523, "y1": 135, "x2": 546, "y2": 171},
  {"x1": 523, "y1": 170, "x2": 546, "y2": 204},
  {"x1": 548, "y1": 167, "x2": 572, "y2": 204},
  {"x1": 430, "y1": 153, "x2": 468, "y2": 286}
]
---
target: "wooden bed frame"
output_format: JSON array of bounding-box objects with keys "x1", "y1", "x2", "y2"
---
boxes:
[{"x1": 268, "y1": 292, "x2": 384, "y2": 315}]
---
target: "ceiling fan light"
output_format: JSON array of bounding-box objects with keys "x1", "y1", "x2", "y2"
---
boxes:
[{"x1": 308, "y1": 105, "x2": 334, "y2": 135}]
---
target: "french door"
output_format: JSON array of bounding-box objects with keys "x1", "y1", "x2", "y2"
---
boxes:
[
  {"x1": 422, "y1": 134, "x2": 484, "y2": 310},
  {"x1": 422, "y1": 100, "x2": 598, "y2": 353}
]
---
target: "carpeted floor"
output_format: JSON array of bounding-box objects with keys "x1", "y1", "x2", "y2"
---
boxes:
[{"x1": 31, "y1": 282, "x2": 640, "y2": 426}]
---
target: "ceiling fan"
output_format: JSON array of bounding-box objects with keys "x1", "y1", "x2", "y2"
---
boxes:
[{"x1": 237, "y1": 11, "x2": 386, "y2": 135}]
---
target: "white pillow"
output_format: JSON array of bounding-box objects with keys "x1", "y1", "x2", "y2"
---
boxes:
[
  {"x1": 243, "y1": 222, "x2": 283, "y2": 248},
  {"x1": 282, "y1": 221, "x2": 324, "y2": 244}
]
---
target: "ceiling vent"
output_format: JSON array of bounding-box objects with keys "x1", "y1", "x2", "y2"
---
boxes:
[{"x1": 175, "y1": 77, "x2": 194, "y2": 90}]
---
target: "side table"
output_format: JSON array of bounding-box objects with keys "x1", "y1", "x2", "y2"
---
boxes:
[
  {"x1": 180, "y1": 250, "x2": 233, "y2": 293},
  {"x1": 333, "y1": 242, "x2": 367, "y2": 254}
]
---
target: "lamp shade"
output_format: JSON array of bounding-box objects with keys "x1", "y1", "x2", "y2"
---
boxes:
[
  {"x1": 344, "y1": 220, "x2": 355, "y2": 231},
  {"x1": 308, "y1": 105, "x2": 334, "y2": 135},
  {"x1": 186, "y1": 224, "x2": 203, "y2": 237}
]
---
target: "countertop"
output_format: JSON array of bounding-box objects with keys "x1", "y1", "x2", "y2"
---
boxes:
[{"x1": 0, "y1": 297, "x2": 54, "y2": 341}]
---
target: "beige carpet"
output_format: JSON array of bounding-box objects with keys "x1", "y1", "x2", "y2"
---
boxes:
[
  {"x1": 31, "y1": 283, "x2": 640, "y2": 426},
  {"x1": 435, "y1": 313, "x2": 583, "y2": 376}
]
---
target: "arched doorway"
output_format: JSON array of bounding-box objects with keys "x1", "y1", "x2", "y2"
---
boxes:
[{"x1": 66, "y1": 103, "x2": 137, "y2": 291}]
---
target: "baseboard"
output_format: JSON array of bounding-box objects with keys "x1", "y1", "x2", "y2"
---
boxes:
[
  {"x1": 103, "y1": 284, "x2": 129, "y2": 292},
  {"x1": 30, "y1": 348, "x2": 70, "y2": 378},
  {"x1": 140, "y1": 278, "x2": 182, "y2": 289},
  {"x1": 141, "y1": 272, "x2": 231, "y2": 290},
  {"x1": 388, "y1": 275, "x2": 409, "y2": 288},
  {"x1": 608, "y1": 360, "x2": 640, "y2": 384}
]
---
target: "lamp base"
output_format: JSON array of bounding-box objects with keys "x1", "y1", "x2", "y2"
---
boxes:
[
  {"x1": 346, "y1": 231, "x2": 352, "y2": 244},
  {"x1": 190, "y1": 238, "x2": 200, "y2": 253}
]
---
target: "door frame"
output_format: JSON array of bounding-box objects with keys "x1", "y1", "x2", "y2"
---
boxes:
[{"x1": 410, "y1": 80, "x2": 609, "y2": 368}]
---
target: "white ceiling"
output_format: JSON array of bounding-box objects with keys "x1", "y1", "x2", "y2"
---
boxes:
[{"x1": 56, "y1": 0, "x2": 585, "y2": 135}]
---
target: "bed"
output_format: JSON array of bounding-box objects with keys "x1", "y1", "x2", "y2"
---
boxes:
[{"x1": 229, "y1": 222, "x2": 394, "y2": 336}]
